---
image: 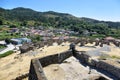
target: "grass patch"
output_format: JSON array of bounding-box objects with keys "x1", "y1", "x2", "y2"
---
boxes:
[
  {"x1": 0, "y1": 50, "x2": 14, "y2": 58},
  {"x1": 0, "y1": 31, "x2": 21, "y2": 40},
  {"x1": 111, "y1": 56, "x2": 120, "y2": 59},
  {"x1": 0, "y1": 45, "x2": 6, "y2": 49}
]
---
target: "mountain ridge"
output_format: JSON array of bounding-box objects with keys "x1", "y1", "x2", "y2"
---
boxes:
[{"x1": 0, "y1": 7, "x2": 120, "y2": 29}]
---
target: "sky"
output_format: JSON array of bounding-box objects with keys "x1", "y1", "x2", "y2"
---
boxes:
[{"x1": 0, "y1": 0, "x2": 120, "y2": 22}]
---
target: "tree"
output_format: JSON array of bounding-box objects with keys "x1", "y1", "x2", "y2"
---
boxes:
[
  {"x1": 0, "y1": 20, "x2": 3, "y2": 25},
  {"x1": 36, "y1": 35, "x2": 41, "y2": 41},
  {"x1": 5, "y1": 38, "x2": 11, "y2": 44},
  {"x1": 9, "y1": 25, "x2": 17, "y2": 28},
  {"x1": 21, "y1": 21, "x2": 27, "y2": 26}
]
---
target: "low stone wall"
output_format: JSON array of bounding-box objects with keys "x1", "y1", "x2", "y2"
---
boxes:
[
  {"x1": 39, "y1": 50, "x2": 72, "y2": 67},
  {"x1": 29, "y1": 47, "x2": 120, "y2": 80},
  {"x1": 58, "y1": 50, "x2": 73, "y2": 63},
  {"x1": 29, "y1": 59, "x2": 47, "y2": 80},
  {"x1": 29, "y1": 50, "x2": 72, "y2": 80},
  {"x1": 74, "y1": 50, "x2": 120, "y2": 79},
  {"x1": 95, "y1": 61, "x2": 120, "y2": 79},
  {"x1": 74, "y1": 51, "x2": 90, "y2": 64},
  {"x1": 39, "y1": 54, "x2": 58, "y2": 68}
]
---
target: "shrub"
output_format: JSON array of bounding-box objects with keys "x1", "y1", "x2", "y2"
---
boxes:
[
  {"x1": 5, "y1": 38, "x2": 11, "y2": 44},
  {"x1": 0, "y1": 50, "x2": 14, "y2": 58}
]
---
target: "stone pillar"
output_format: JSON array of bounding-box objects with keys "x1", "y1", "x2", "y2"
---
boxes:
[
  {"x1": 69, "y1": 43, "x2": 76, "y2": 56},
  {"x1": 95, "y1": 41, "x2": 99, "y2": 46},
  {"x1": 100, "y1": 43, "x2": 103, "y2": 47},
  {"x1": 80, "y1": 41, "x2": 85, "y2": 47}
]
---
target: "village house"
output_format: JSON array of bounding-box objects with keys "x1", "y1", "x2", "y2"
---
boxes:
[
  {"x1": 9, "y1": 28, "x2": 19, "y2": 33},
  {"x1": 10, "y1": 38, "x2": 31, "y2": 45}
]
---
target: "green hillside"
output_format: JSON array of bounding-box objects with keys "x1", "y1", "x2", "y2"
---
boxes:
[{"x1": 0, "y1": 7, "x2": 120, "y2": 37}]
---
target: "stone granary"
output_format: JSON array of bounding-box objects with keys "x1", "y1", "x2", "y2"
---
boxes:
[
  {"x1": 28, "y1": 44, "x2": 119, "y2": 80},
  {"x1": 104, "y1": 36, "x2": 115, "y2": 42},
  {"x1": 19, "y1": 43, "x2": 34, "y2": 53},
  {"x1": 34, "y1": 42, "x2": 45, "y2": 48}
]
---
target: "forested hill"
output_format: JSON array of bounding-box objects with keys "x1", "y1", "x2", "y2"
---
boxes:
[{"x1": 0, "y1": 7, "x2": 120, "y2": 31}]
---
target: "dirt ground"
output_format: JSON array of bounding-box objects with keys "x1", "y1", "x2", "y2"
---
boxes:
[
  {"x1": 77, "y1": 42, "x2": 120, "y2": 57},
  {"x1": 0, "y1": 43, "x2": 69, "y2": 80},
  {"x1": 0, "y1": 42, "x2": 120, "y2": 80}
]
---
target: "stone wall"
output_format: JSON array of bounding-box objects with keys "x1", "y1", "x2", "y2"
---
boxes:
[
  {"x1": 29, "y1": 50, "x2": 72, "y2": 80},
  {"x1": 29, "y1": 48, "x2": 120, "y2": 80},
  {"x1": 39, "y1": 54, "x2": 58, "y2": 67},
  {"x1": 74, "y1": 51, "x2": 120, "y2": 79},
  {"x1": 39, "y1": 50, "x2": 72, "y2": 67},
  {"x1": 29, "y1": 59, "x2": 47, "y2": 80},
  {"x1": 95, "y1": 61, "x2": 120, "y2": 79},
  {"x1": 74, "y1": 51, "x2": 90, "y2": 64},
  {"x1": 58, "y1": 50, "x2": 73, "y2": 63}
]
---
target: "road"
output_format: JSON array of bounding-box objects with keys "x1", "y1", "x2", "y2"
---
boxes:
[{"x1": 0, "y1": 44, "x2": 15, "y2": 54}]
